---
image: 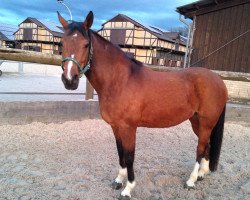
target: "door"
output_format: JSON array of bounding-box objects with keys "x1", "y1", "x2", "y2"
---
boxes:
[
  {"x1": 23, "y1": 29, "x2": 33, "y2": 40},
  {"x1": 110, "y1": 29, "x2": 126, "y2": 45}
]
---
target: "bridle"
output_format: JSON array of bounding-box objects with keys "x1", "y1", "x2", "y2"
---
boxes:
[{"x1": 61, "y1": 29, "x2": 93, "y2": 75}]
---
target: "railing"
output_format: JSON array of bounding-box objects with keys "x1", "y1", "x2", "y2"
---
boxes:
[
  {"x1": 0, "y1": 48, "x2": 61, "y2": 65},
  {"x1": 0, "y1": 48, "x2": 95, "y2": 100}
]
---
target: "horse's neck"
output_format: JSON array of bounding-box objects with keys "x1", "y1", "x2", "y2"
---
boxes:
[{"x1": 86, "y1": 32, "x2": 132, "y2": 94}]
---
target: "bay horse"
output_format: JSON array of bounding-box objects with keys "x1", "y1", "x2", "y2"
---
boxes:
[{"x1": 58, "y1": 11, "x2": 228, "y2": 200}]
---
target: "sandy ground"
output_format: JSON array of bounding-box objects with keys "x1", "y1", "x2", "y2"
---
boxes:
[{"x1": 0, "y1": 120, "x2": 249, "y2": 200}]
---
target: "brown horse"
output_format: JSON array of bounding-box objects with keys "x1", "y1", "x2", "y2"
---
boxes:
[{"x1": 58, "y1": 11, "x2": 228, "y2": 200}]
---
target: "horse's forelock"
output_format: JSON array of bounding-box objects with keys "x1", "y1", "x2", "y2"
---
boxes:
[{"x1": 67, "y1": 21, "x2": 88, "y2": 37}]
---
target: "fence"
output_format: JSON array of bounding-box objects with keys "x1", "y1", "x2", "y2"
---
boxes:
[
  {"x1": 0, "y1": 60, "x2": 98, "y2": 102},
  {"x1": 0, "y1": 47, "x2": 249, "y2": 102}
]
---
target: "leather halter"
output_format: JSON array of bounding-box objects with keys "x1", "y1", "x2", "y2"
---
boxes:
[{"x1": 61, "y1": 29, "x2": 93, "y2": 75}]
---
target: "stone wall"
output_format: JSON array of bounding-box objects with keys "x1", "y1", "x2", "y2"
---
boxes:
[
  {"x1": 0, "y1": 101, "x2": 249, "y2": 125},
  {"x1": 224, "y1": 80, "x2": 250, "y2": 101}
]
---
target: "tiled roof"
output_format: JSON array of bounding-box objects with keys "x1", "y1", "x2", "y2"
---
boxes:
[
  {"x1": 20, "y1": 17, "x2": 63, "y2": 37},
  {"x1": 176, "y1": 0, "x2": 239, "y2": 19},
  {"x1": 102, "y1": 14, "x2": 186, "y2": 45}
]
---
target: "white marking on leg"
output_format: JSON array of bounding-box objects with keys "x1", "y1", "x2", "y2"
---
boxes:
[
  {"x1": 73, "y1": 33, "x2": 78, "y2": 37},
  {"x1": 67, "y1": 54, "x2": 74, "y2": 80},
  {"x1": 115, "y1": 168, "x2": 127, "y2": 183},
  {"x1": 198, "y1": 158, "x2": 210, "y2": 178},
  {"x1": 186, "y1": 162, "x2": 200, "y2": 188},
  {"x1": 121, "y1": 181, "x2": 136, "y2": 198}
]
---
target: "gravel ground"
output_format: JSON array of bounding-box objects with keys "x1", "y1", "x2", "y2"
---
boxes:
[{"x1": 0, "y1": 120, "x2": 249, "y2": 200}]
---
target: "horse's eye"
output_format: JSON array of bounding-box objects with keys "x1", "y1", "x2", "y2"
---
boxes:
[{"x1": 84, "y1": 43, "x2": 89, "y2": 48}]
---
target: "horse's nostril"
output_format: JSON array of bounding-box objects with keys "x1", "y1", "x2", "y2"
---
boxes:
[
  {"x1": 61, "y1": 74, "x2": 68, "y2": 83},
  {"x1": 72, "y1": 75, "x2": 79, "y2": 83}
]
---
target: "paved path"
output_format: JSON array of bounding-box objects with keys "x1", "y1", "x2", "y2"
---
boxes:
[
  {"x1": 0, "y1": 73, "x2": 89, "y2": 101},
  {"x1": 0, "y1": 60, "x2": 98, "y2": 101}
]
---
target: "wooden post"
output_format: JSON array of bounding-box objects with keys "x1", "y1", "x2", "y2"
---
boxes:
[
  {"x1": 0, "y1": 48, "x2": 61, "y2": 66},
  {"x1": 86, "y1": 80, "x2": 94, "y2": 100},
  {"x1": 18, "y1": 62, "x2": 24, "y2": 74}
]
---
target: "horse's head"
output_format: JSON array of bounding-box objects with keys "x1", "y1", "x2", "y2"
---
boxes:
[{"x1": 58, "y1": 11, "x2": 94, "y2": 90}]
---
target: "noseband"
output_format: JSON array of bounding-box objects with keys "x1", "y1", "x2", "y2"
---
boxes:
[{"x1": 61, "y1": 29, "x2": 93, "y2": 75}]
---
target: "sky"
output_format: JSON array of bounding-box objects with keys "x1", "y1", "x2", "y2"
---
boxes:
[{"x1": 0, "y1": 0, "x2": 195, "y2": 31}]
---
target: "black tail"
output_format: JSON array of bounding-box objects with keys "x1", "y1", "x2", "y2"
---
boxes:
[{"x1": 209, "y1": 105, "x2": 226, "y2": 172}]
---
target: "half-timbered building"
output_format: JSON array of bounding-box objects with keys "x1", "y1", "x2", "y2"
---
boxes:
[
  {"x1": 98, "y1": 14, "x2": 186, "y2": 67},
  {"x1": 14, "y1": 17, "x2": 63, "y2": 54}
]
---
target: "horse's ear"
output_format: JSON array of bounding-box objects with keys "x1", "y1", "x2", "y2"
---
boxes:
[
  {"x1": 83, "y1": 11, "x2": 94, "y2": 30},
  {"x1": 57, "y1": 11, "x2": 69, "y2": 29}
]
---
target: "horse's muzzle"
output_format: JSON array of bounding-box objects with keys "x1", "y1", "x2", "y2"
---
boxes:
[{"x1": 61, "y1": 74, "x2": 79, "y2": 90}]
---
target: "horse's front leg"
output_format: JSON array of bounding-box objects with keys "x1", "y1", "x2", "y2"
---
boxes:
[
  {"x1": 111, "y1": 126, "x2": 137, "y2": 200},
  {"x1": 111, "y1": 126, "x2": 127, "y2": 190}
]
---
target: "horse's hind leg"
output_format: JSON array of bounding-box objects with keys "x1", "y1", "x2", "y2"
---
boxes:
[
  {"x1": 189, "y1": 115, "x2": 210, "y2": 181},
  {"x1": 197, "y1": 144, "x2": 210, "y2": 181},
  {"x1": 186, "y1": 116, "x2": 212, "y2": 189}
]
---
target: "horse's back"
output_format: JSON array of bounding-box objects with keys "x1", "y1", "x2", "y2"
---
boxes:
[{"x1": 135, "y1": 67, "x2": 227, "y2": 127}]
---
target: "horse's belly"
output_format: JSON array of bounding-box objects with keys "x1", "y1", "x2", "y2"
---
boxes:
[{"x1": 139, "y1": 104, "x2": 194, "y2": 128}]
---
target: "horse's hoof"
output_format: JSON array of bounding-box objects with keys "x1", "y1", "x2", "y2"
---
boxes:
[
  {"x1": 197, "y1": 176, "x2": 204, "y2": 181},
  {"x1": 112, "y1": 180, "x2": 123, "y2": 190},
  {"x1": 119, "y1": 194, "x2": 131, "y2": 200},
  {"x1": 184, "y1": 183, "x2": 195, "y2": 190}
]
